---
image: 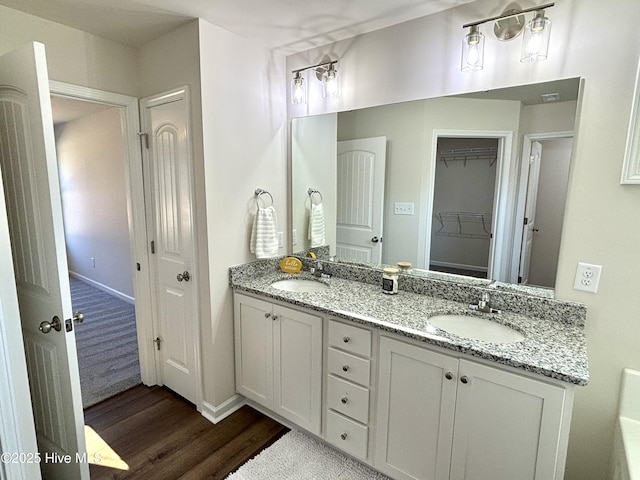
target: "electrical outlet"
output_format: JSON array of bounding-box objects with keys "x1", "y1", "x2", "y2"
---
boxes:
[
  {"x1": 573, "y1": 262, "x2": 602, "y2": 293},
  {"x1": 394, "y1": 202, "x2": 415, "y2": 215},
  {"x1": 277, "y1": 231, "x2": 284, "y2": 248},
  {"x1": 292, "y1": 229, "x2": 297, "y2": 245}
]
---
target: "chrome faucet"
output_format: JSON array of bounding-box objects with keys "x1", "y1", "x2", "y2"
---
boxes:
[
  {"x1": 311, "y1": 262, "x2": 331, "y2": 279},
  {"x1": 469, "y1": 292, "x2": 501, "y2": 314}
]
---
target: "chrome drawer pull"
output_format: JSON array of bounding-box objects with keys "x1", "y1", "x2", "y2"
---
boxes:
[
  {"x1": 340, "y1": 433, "x2": 348, "y2": 440},
  {"x1": 342, "y1": 365, "x2": 350, "y2": 372},
  {"x1": 343, "y1": 336, "x2": 351, "y2": 343},
  {"x1": 341, "y1": 396, "x2": 349, "y2": 404}
]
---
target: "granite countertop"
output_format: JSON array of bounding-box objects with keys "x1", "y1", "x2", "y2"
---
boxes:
[{"x1": 230, "y1": 269, "x2": 589, "y2": 386}]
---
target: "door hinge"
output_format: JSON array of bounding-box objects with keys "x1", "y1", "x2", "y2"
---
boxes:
[
  {"x1": 153, "y1": 337, "x2": 162, "y2": 351},
  {"x1": 518, "y1": 275, "x2": 523, "y2": 283},
  {"x1": 138, "y1": 132, "x2": 149, "y2": 149},
  {"x1": 150, "y1": 240, "x2": 155, "y2": 254},
  {"x1": 523, "y1": 217, "x2": 529, "y2": 225}
]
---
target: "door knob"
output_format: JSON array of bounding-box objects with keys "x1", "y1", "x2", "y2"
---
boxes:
[
  {"x1": 39, "y1": 316, "x2": 62, "y2": 334},
  {"x1": 177, "y1": 271, "x2": 191, "y2": 282},
  {"x1": 72, "y1": 312, "x2": 84, "y2": 324},
  {"x1": 371, "y1": 236, "x2": 380, "y2": 243}
]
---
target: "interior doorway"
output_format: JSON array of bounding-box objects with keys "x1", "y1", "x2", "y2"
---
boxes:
[
  {"x1": 430, "y1": 137, "x2": 498, "y2": 278},
  {"x1": 516, "y1": 134, "x2": 573, "y2": 288},
  {"x1": 51, "y1": 96, "x2": 141, "y2": 407}
]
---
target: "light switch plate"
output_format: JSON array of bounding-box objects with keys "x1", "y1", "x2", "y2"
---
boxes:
[
  {"x1": 277, "y1": 231, "x2": 284, "y2": 248},
  {"x1": 292, "y1": 229, "x2": 297, "y2": 245},
  {"x1": 573, "y1": 262, "x2": 602, "y2": 293},
  {"x1": 394, "y1": 202, "x2": 414, "y2": 215}
]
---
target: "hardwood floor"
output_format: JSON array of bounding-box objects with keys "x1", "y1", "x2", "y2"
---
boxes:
[{"x1": 84, "y1": 385, "x2": 288, "y2": 479}]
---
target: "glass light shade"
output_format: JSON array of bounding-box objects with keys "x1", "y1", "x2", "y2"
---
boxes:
[
  {"x1": 520, "y1": 12, "x2": 551, "y2": 63},
  {"x1": 322, "y1": 65, "x2": 340, "y2": 99},
  {"x1": 461, "y1": 27, "x2": 485, "y2": 72},
  {"x1": 291, "y1": 73, "x2": 306, "y2": 105}
]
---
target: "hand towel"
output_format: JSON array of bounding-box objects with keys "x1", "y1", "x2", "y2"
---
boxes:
[
  {"x1": 307, "y1": 202, "x2": 326, "y2": 247},
  {"x1": 250, "y1": 206, "x2": 279, "y2": 259}
]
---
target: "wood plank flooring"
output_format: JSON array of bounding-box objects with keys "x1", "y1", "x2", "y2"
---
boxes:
[{"x1": 84, "y1": 385, "x2": 288, "y2": 479}]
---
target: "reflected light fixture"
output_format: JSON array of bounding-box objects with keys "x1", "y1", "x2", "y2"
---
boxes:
[
  {"x1": 461, "y1": 2, "x2": 554, "y2": 72},
  {"x1": 291, "y1": 59, "x2": 340, "y2": 105}
]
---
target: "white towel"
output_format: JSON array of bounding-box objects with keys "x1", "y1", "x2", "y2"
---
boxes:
[
  {"x1": 250, "y1": 206, "x2": 279, "y2": 259},
  {"x1": 308, "y1": 202, "x2": 326, "y2": 247}
]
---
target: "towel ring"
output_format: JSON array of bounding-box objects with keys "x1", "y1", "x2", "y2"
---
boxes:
[
  {"x1": 255, "y1": 188, "x2": 274, "y2": 208},
  {"x1": 307, "y1": 188, "x2": 323, "y2": 205}
]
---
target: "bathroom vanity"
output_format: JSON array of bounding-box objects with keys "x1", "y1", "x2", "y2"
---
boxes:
[{"x1": 230, "y1": 259, "x2": 588, "y2": 480}]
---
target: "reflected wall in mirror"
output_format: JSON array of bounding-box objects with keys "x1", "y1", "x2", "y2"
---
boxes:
[{"x1": 291, "y1": 78, "x2": 580, "y2": 290}]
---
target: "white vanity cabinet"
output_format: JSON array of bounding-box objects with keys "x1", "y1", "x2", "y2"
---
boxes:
[
  {"x1": 375, "y1": 335, "x2": 573, "y2": 480},
  {"x1": 233, "y1": 292, "x2": 322, "y2": 435}
]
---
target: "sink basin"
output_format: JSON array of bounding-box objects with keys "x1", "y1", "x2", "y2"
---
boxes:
[
  {"x1": 428, "y1": 314, "x2": 524, "y2": 344},
  {"x1": 271, "y1": 279, "x2": 329, "y2": 293}
]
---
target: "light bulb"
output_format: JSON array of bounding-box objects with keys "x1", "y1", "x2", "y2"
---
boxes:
[
  {"x1": 291, "y1": 73, "x2": 306, "y2": 105},
  {"x1": 521, "y1": 11, "x2": 551, "y2": 63},
  {"x1": 461, "y1": 26, "x2": 484, "y2": 72},
  {"x1": 322, "y1": 65, "x2": 340, "y2": 99}
]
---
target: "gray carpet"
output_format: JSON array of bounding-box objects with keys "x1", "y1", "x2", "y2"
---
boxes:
[{"x1": 69, "y1": 276, "x2": 141, "y2": 408}]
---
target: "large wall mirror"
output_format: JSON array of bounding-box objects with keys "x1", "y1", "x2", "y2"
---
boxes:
[{"x1": 291, "y1": 78, "x2": 581, "y2": 292}]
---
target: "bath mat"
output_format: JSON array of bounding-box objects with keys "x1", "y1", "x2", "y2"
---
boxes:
[{"x1": 226, "y1": 430, "x2": 390, "y2": 480}]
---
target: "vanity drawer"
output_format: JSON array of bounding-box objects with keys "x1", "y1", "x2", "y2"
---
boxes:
[
  {"x1": 328, "y1": 320, "x2": 371, "y2": 357},
  {"x1": 327, "y1": 374, "x2": 369, "y2": 424},
  {"x1": 328, "y1": 347, "x2": 370, "y2": 387},
  {"x1": 326, "y1": 409, "x2": 368, "y2": 460}
]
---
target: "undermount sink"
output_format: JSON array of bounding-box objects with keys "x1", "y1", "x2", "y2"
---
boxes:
[
  {"x1": 271, "y1": 279, "x2": 329, "y2": 293},
  {"x1": 428, "y1": 314, "x2": 524, "y2": 344}
]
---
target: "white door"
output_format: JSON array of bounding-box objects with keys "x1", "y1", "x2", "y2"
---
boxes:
[
  {"x1": 336, "y1": 137, "x2": 386, "y2": 264},
  {"x1": 0, "y1": 42, "x2": 88, "y2": 479},
  {"x1": 140, "y1": 88, "x2": 200, "y2": 405},
  {"x1": 518, "y1": 141, "x2": 542, "y2": 284}
]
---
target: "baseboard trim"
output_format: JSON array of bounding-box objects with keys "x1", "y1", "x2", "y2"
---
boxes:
[
  {"x1": 201, "y1": 394, "x2": 245, "y2": 424},
  {"x1": 69, "y1": 271, "x2": 135, "y2": 304}
]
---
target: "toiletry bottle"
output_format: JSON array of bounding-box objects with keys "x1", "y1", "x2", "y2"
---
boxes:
[{"x1": 382, "y1": 267, "x2": 399, "y2": 294}]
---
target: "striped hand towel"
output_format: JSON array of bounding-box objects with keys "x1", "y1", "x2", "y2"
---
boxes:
[
  {"x1": 308, "y1": 202, "x2": 326, "y2": 247},
  {"x1": 250, "y1": 206, "x2": 279, "y2": 259}
]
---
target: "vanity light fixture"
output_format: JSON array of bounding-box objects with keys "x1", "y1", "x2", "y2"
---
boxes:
[
  {"x1": 461, "y1": 25, "x2": 485, "y2": 72},
  {"x1": 461, "y1": 2, "x2": 554, "y2": 72},
  {"x1": 291, "y1": 59, "x2": 340, "y2": 104}
]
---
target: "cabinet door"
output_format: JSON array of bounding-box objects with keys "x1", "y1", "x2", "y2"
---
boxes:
[
  {"x1": 450, "y1": 360, "x2": 567, "y2": 480},
  {"x1": 375, "y1": 336, "x2": 459, "y2": 480},
  {"x1": 273, "y1": 305, "x2": 322, "y2": 435},
  {"x1": 233, "y1": 294, "x2": 273, "y2": 408}
]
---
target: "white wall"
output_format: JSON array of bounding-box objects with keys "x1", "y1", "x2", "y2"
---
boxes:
[
  {"x1": 286, "y1": 1, "x2": 640, "y2": 478},
  {"x1": 292, "y1": 114, "x2": 337, "y2": 254},
  {"x1": 0, "y1": 5, "x2": 139, "y2": 97},
  {"x1": 56, "y1": 108, "x2": 134, "y2": 298},
  {"x1": 198, "y1": 18, "x2": 287, "y2": 407}
]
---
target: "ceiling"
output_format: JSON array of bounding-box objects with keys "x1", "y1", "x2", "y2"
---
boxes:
[{"x1": 0, "y1": 0, "x2": 475, "y2": 54}]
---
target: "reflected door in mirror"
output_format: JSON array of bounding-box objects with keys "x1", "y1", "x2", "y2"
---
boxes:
[{"x1": 336, "y1": 137, "x2": 386, "y2": 264}]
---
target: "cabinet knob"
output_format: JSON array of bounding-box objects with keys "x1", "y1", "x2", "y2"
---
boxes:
[
  {"x1": 343, "y1": 336, "x2": 351, "y2": 343},
  {"x1": 264, "y1": 312, "x2": 271, "y2": 318},
  {"x1": 342, "y1": 365, "x2": 350, "y2": 372},
  {"x1": 460, "y1": 375, "x2": 469, "y2": 384},
  {"x1": 272, "y1": 315, "x2": 278, "y2": 321},
  {"x1": 341, "y1": 396, "x2": 349, "y2": 404},
  {"x1": 445, "y1": 372, "x2": 453, "y2": 380},
  {"x1": 340, "y1": 433, "x2": 348, "y2": 440}
]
